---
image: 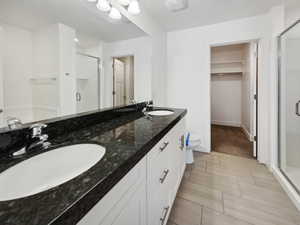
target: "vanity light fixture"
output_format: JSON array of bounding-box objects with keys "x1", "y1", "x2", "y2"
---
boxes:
[
  {"x1": 96, "y1": 0, "x2": 111, "y2": 12},
  {"x1": 118, "y1": 0, "x2": 131, "y2": 6},
  {"x1": 88, "y1": 0, "x2": 141, "y2": 21},
  {"x1": 128, "y1": 0, "x2": 141, "y2": 15},
  {"x1": 109, "y1": 7, "x2": 122, "y2": 19}
]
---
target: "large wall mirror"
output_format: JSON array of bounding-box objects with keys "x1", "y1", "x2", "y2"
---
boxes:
[{"x1": 0, "y1": 0, "x2": 151, "y2": 129}]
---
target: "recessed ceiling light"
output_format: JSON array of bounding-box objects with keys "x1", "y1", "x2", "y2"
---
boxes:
[{"x1": 74, "y1": 38, "x2": 79, "y2": 43}]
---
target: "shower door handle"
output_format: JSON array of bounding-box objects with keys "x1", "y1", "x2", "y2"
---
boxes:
[
  {"x1": 296, "y1": 101, "x2": 300, "y2": 116},
  {"x1": 76, "y1": 92, "x2": 82, "y2": 102}
]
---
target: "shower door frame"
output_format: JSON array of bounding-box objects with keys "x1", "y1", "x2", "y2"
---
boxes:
[
  {"x1": 277, "y1": 19, "x2": 300, "y2": 195},
  {"x1": 76, "y1": 52, "x2": 101, "y2": 111}
]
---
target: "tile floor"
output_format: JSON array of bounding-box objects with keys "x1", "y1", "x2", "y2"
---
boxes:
[{"x1": 167, "y1": 152, "x2": 300, "y2": 225}]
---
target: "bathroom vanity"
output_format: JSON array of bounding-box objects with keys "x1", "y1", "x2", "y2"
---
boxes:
[{"x1": 0, "y1": 103, "x2": 187, "y2": 225}]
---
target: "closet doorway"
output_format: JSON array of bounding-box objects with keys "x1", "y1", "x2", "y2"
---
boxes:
[
  {"x1": 210, "y1": 42, "x2": 258, "y2": 159},
  {"x1": 112, "y1": 56, "x2": 134, "y2": 107}
]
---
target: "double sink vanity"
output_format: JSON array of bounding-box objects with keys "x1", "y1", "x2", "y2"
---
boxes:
[{"x1": 0, "y1": 102, "x2": 187, "y2": 225}]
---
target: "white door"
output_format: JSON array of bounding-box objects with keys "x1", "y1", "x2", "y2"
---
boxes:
[
  {"x1": 76, "y1": 54, "x2": 99, "y2": 114},
  {"x1": 113, "y1": 59, "x2": 126, "y2": 107},
  {"x1": 0, "y1": 27, "x2": 4, "y2": 127}
]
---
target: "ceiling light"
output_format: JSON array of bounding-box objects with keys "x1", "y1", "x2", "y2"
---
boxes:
[
  {"x1": 109, "y1": 7, "x2": 122, "y2": 20},
  {"x1": 128, "y1": 0, "x2": 140, "y2": 15},
  {"x1": 118, "y1": 0, "x2": 131, "y2": 6},
  {"x1": 87, "y1": 0, "x2": 97, "y2": 2},
  {"x1": 74, "y1": 38, "x2": 79, "y2": 43},
  {"x1": 96, "y1": 0, "x2": 111, "y2": 12}
]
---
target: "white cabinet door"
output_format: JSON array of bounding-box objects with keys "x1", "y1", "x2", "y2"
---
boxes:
[{"x1": 101, "y1": 180, "x2": 147, "y2": 225}]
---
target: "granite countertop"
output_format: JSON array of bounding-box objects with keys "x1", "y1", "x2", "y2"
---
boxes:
[{"x1": 0, "y1": 107, "x2": 187, "y2": 225}]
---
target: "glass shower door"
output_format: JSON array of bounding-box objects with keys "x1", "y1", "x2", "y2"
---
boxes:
[{"x1": 278, "y1": 19, "x2": 300, "y2": 192}]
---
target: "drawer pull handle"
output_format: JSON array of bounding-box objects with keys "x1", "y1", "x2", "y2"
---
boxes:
[
  {"x1": 159, "y1": 169, "x2": 170, "y2": 183},
  {"x1": 159, "y1": 141, "x2": 169, "y2": 151},
  {"x1": 160, "y1": 206, "x2": 170, "y2": 225}
]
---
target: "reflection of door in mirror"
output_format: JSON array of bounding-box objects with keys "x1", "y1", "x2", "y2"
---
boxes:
[
  {"x1": 76, "y1": 53, "x2": 100, "y2": 114},
  {"x1": 0, "y1": 27, "x2": 3, "y2": 127},
  {"x1": 113, "y1": 56, "x2": 134, "y2": 107}
]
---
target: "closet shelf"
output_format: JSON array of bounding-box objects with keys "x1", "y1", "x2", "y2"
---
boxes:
[
  {"x1": 211, "y1": 60, "x2": 244, "y2": 65},
  {"x1": 211, "y1": 72, "x2": 242, "y2": 76}
]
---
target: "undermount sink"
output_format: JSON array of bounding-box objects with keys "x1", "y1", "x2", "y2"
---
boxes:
[
  {"x1": 147, "y1": 110, "x2": 174, "y2": 116},
  {"x1": 0, "y1": 144, "x2": 105, "y2": 201}
]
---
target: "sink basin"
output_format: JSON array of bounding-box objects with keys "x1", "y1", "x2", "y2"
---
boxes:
[
  {"x1": 147, "y1": 110, "x2": 174, "y2": 116},
  {"x1": 0, "y1": 144, "x2": 105, "y2": 201}
]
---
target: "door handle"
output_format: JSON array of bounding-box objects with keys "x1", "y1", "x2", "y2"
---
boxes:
[
  {"x1": 296, "y1": 101, "x2": 300, "y2": 116},
  {"x1": 0, "y1": 109, "x2": 3, "y2": 114},
  {"x1": 76, "y1": 92, "x2": 82, "y2": 102},
  {"x1": 159, "y1": 169, "x2": 170, "y2": 184},
  {"x1": 159, "y1": 141, "x2": 169, "y2": 152},
  {"x1": 160, "y1": 206, "x2": 170, "y2": 225}
]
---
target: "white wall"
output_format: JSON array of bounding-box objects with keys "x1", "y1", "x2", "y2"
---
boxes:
[
  {"x1": 167, "y1": 13, "x2": 275, "y2": 164},
  {"x1": 211, "y1": 74, "x2": 242, "y2": 127},
  {"x1": 1, "y1": 23, "x2": 34, "y2": 123},
  {"x1": 103, "y1": 36, "x2": 152, "y2": 107}
]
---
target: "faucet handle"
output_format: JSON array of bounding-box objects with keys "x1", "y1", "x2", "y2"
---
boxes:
[{"x1": 30, "y1": 123, "x2": 47, "y2": 137}]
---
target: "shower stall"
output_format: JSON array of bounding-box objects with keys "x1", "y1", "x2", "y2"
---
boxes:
[{"x1": 278, "y1": 19, "x2": 300, "y2": 193}]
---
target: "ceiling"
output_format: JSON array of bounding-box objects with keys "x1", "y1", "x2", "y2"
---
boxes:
[
  {"x1": 141, "y1": 0, "x2": 284, "y2": 31},
  {"x1": 0, "y1": 0, "x2": 146, "y2": 42}
]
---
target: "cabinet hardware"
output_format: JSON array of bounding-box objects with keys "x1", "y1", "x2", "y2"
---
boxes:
[
  {"x1": 296, "y1": 100, "x2": 300, "y2": 116},
  {"x1": 159, "y1": 169, "x2": 170, "y2": 183},
  {"x1": 180, "y1": 135, "x2": 185, "y2": 150},
  {"x1": 160, "y1": 206, "x2": 170, "y2": 225},
  {"x1": 159, "y1": 141, "x2": 169, "y2": 151}
]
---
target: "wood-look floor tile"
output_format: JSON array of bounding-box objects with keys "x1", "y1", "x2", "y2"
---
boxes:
[
  {"x1": 238, "y1": 182, "x2": 296, "y2": 208},
  {"x1": 188, "y1": 170, "x2": 241, "y2": 196},
  {"x1": 202, "y1": 207, "x2": 252, "y2": 225},
  {"x1": 169, "y1": 197, "x2": 202, "y2": 225},
  {"x1": 224, "y1": 193, "x2": 300, "y2": 225},
  {"x1": 178, "y1": 181, "x2": 223, "y2": 212}
]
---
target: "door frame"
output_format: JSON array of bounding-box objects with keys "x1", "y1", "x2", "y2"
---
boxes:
[
  {"x1": 112, "y1": 55, "x2": 134, "y2": 107},
  {"x1": 76, "y1": 52, "x2": 101, "y2": 110},
  {"x1": 209, "y1": 40, "x2": 260, "y2": 159}
]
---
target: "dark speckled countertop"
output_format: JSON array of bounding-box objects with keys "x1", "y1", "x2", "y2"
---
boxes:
[{"x1": 0, "y1": 107, "x2": 187, "y2": 225}]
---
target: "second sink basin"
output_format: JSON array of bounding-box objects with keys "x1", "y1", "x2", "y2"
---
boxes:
[
  {"x1": 147, "y1": 110, "x2": 174, "y2": 116},
  {"x1": 0, "y1": 144, "x2": 105, "y2": 201}
]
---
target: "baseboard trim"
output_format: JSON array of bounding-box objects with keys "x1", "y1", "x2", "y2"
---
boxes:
[
  {"x1": 241, "y1": 125, "x2": 253, "y2": 141},
  {"x1": 272, "y1": 167, "x2": 300, "y2": 211},
  {"x1": 211, "y1": 120, "x2": 241, "y2": 127}
]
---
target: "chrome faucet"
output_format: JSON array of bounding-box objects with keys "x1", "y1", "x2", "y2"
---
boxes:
[
  {"x1": 7, "y1": 117, "x2": 23, "y2": 130},
  {"x1": 27, "y1": 123, "x2": 50, "y2": 151},
  {"x1": 142, "y1": 101, "x2": 154, "y2": 113},
  {"x1": 12, "y1": 123, "x2": 50, "y2": 157}
]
